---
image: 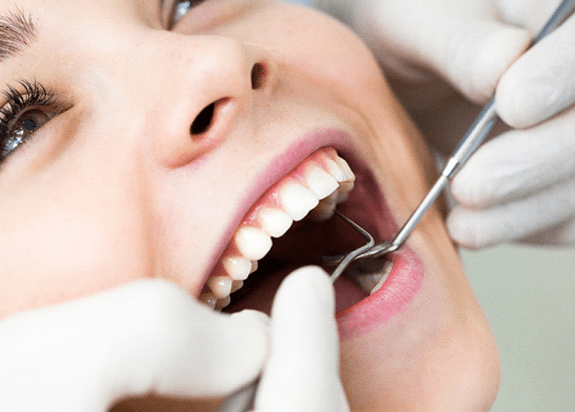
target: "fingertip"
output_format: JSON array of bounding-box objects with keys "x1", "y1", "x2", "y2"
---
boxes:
[
  {"x1": 447, "y1": 207, "x2": 486, "y2": 250},
  {"x1": 467, "y1": 25, "x2": 532, "y2": 102},
  {"x1": 273, "y1": 266, "x2": 334, "y2": 316},
  {"x1": 230, "y1": 309, "x2": 270, "y2": 328},
  {"x1": 495, "y1": 25, "x2": 575, "y2": 129},
  {"x1": 496, "y1": 67, "x2": 551, "y2": 128},
  {"x1": 451, "y1": 156, "x2": 497, "y2": 208},
  {"x1": 194, "y1": 310, "x2": 269, "y2": 396}
]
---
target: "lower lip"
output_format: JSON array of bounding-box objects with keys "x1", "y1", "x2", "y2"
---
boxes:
[
  {"x1": 335, "y1": 247, "x2": 424, "y2": 341},
  {"x1": 332, "y1": 154, "x2": 424, "y2": 341}
]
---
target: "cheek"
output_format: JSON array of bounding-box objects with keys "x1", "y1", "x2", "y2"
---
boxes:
[{"x1": 0, "y1": 201, "x2": 151, "y2": 319}]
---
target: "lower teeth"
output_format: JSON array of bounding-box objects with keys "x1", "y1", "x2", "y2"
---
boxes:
[{"x1": 347, "y1": 259, "x2": 394, "y2": 295}]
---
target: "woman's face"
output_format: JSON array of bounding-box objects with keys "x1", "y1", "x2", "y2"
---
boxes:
[{"x1": 0, "y1": 0, "x2": 499, "y2": 410}]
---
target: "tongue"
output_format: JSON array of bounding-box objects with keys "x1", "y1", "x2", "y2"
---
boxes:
[{"x1": 224, "y1": 265, "x2": 368, "y2": 315}]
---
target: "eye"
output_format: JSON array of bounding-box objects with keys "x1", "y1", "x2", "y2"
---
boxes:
[
  {"x1": 1, "y1": 109, "x2": 51, "y2": 157},
  {"x1": 168, "y1": 0, "x2": 207, "y2": 28},
  {"x1": 173, "y1": 1, "x2": 192, "y2": 25},
  {"x1": 0, "y1": 80, "x2": 63, "y2": 164}
]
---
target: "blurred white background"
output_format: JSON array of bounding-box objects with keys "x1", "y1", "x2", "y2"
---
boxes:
[{"x1": 462, "y1": 246, "x2": 575, "y2": 411}]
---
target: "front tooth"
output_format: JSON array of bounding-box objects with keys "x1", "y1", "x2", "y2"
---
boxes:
[
  {"x1": 206, "y1": 276, "x2": 232, "y2": 299},
  {"x1": 222, "y1": 256, "x2": 252, "y2": 280},
  {"x1": 305, "y1": 165, "x2": 339, "y2": 200},
  {"x1": 235, "y1": 226, "x2": 273, "y2": 261},
  {"x1": 323, "y1": 158, "x2": 346, "y2": 182},
  {"x1": 334, "y1": 156, "x2": 355, "y2": 182},
  {"x1": 199, "y1": 292, "x2": 218, "y2": 309},
  {"x1": 279, "y1": 181, "x2": 319, "y2": 221},
  {"x1": 258, "y1": 208, "x2": 293, "y2": 238}
]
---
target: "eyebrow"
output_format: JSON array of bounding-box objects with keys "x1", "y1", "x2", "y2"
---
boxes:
[{"x1": 0, "y1": 8, "x2": 37, "y2": 63}]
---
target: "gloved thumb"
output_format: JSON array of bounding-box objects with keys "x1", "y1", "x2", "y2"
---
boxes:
[
  {"x1": 256, "y1": 266, "x2": 349, "y2": 412},
  {"x1": 0, "y1": 280, "x2": 269, "y2": 411}
]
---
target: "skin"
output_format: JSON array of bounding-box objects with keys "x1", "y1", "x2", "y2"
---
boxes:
[{"x1": 0, "y1": 0, "x2": 500, "y2": 410}]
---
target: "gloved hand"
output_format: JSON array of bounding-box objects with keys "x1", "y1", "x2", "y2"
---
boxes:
[
  {"x1": 0, "y1": 268, "x2": 349, "y2": 412},
  {"x1": 316, "y1": 0, "x2": 575, "y2": 248},
  {"x1": 255, "y1": 266, "x2": 350, "y2": 412},
  {"x1": 0, "y1": 279, "x2": 268, "y2": 411}
]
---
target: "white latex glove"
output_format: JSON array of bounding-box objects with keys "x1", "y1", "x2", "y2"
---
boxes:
[
  {"x1": 255, "y1": 266, "x2": 350, "y2": 412},
  {"x1": 0, "y1": 268, "x2": 349, "y2": 412},
  {"x1": 0, "y1": 280, "x2": 268, "y2": 411},
  {"x1": 316, "y1": 0, "x2": 575, "y2": 248}
]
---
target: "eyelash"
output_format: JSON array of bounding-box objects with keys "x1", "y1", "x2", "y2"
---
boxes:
[{"x1": 0, "y1": 80, "x2": 58, "y2": 160}]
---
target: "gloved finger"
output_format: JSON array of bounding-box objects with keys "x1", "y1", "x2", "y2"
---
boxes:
[
  {"x1": 255, "y1": 266, "x2": 350, "y2": 412},
  {"x1": 494, "y1": 0, "x2": 563, "y2": 36},
  {"x1": 496, "y1": 12, "x2": 575, "y2": 128},
  {"x1": 447, "y1": 177, "x2": 575, "y2": 248},
  {"x1": 518, "y1": 217, "x2": 575, "y2": 245},
  {"x1": 451, "y1": 106, "x2": 575, "y2": 208},
  {"x1": 0, "y1": 280, "x2": 269, "y2": 411},
  {"x1": 352, "y1": 0, "x2": 532, "y2": 103}
]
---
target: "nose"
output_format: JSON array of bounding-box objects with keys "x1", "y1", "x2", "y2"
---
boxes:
[{"x1": 146, "y1": 35, "x2": 278, "y2": 168}]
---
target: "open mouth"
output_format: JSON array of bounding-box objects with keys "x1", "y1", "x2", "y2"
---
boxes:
[{"x1": 199, "y1": 147, "x2": 397, "y2": 315}]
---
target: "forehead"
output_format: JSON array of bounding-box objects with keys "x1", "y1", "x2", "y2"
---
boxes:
[
  {"x1": 0, "y1": 0, "x2": 160, "y2": 39},
  {"x1": 0, "y1": 0, "x2": 166, "y2": 81}
]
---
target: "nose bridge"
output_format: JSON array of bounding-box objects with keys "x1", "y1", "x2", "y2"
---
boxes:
[{"x1": 140, "y1": 33, "x2": 278, "y2": 168}]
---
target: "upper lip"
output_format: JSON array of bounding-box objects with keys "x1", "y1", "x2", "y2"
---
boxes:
[{"x1": 197, "y1": 127, "x2": 360, "y2": 294}]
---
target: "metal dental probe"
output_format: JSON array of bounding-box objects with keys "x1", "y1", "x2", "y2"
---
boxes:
[
  {"x1": 325, "y1": 0, "x2": 575, "y2": 266},
  {"x1": 215, "y1": 211, "x2": 374, "y2": 412}
]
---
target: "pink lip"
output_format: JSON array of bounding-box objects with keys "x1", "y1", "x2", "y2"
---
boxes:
[
  {"x1": 336, "y1": 247, "x2": 424, "y2": 341},
  {"x1": 198, "y1": 128, "x2": 354, "y2": 294}
]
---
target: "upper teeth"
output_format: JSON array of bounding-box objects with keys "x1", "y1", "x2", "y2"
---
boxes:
[{"x1": 199, "y1": 147, "x2": 356, "y2": 310}]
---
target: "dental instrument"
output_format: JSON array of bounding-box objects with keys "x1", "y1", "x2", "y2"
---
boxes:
[
  {"x1": 327, "y1": 0, "x2": 575, "y2": 265},
  {"x1": 215, "y1": 211, "x2": 374, "y2": 412}
]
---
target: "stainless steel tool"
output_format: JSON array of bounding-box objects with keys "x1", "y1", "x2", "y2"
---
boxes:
[{"x1": 327, "y1": 0, "x2": 575, "y2": 265}]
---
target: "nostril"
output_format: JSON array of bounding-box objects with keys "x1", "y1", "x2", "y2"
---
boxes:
[
  {"x1": 190, "y1": 102, "x2": 215, "y2": 135},
  {"x1": 251, "y1": 62, "x2": 266, "y2": 90}
]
